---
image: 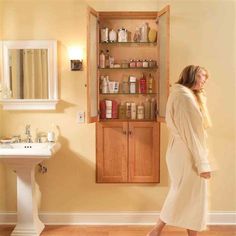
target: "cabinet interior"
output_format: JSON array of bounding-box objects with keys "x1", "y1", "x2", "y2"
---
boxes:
[{"x1": 98, "y1": 13, "x2": 159, "y2": 122}]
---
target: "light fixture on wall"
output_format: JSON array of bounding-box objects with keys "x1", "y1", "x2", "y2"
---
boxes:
[{"x1": 68, "y1": 46, "x2": 83, "y2": 71}]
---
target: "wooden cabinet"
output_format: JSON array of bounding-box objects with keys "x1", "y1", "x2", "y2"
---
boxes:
[
  {"x1": 87, "y1": 6, "x2": 170, "y2": 183},
  {"x1": 97, "y1": 122, "x2": 160, "y2": 183}
]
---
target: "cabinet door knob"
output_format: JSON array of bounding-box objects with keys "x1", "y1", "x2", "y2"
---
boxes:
[
  {"x1": 129, "y1": 131, "x2": 132, "y2": 135},
  {"x1": 123, "y1": 131, "x2": 127, "y2": 135}
]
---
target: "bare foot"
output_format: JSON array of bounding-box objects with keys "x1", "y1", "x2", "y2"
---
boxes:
[{"x1": 146, "y1": 218, "x2": 166, "y2": 236}]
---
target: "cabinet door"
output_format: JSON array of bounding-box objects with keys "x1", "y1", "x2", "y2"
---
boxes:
[
  {"x1": 158, "y1": 5, "x2": 170, "y2": 122},
  {"x1": 128, "y1": 122, "x2": 160, "y2": 183},
  {"x1": 87, "y1": 7, "x2": 99, "y2": 123},
  {"x1": 96, "y1": 122, "x2": 128, "y2": 183}
]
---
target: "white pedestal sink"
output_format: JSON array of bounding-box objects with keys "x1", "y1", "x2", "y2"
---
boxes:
[{"x1": 0, "y1": 142, "x2": 61, "y2": 236}]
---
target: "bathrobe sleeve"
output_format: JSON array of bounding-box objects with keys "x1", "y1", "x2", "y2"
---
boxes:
[{"x1": 176, "y1": 94, "x2": 211, "y2": 174}]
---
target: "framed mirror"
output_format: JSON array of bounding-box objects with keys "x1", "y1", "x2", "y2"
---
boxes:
[{"x1": 0, "y1": 40, "x2": 58, "y2": 110}]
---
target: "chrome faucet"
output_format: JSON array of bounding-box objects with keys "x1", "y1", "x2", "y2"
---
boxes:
[
  {"x1": 25, "y1": 124, "x2": 33, "y2": 143},
  {"x1": 36, "y1": 132, "x2": 47, "y2": 143}
]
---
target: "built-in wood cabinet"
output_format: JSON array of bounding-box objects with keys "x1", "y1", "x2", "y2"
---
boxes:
[
  {"x1": 97, "y1": 122, "x2": 160, "y2": 183},
  {"x1": 87, "y1": 6, "x2": 170, "y2": 183}
]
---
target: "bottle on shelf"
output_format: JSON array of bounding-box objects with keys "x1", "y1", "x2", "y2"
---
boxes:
[
  {"x1": 147, "y1": 73, "x2": 154, "y2": 93},
  {"x1": 131, "y1": 102, "x2": 137, "y2": 120},
  {"x1": 137, "y1": 103, "x2": 144, "y2": 120},
  {"x1": 118, "y1": 102, "x2": 126, "y2": 119},
  {"x1": 112, "y1": 100, "x2": 118, "y2": 119},
  {"x1": 105, "y1": 49, "x2": 110, "y2": 68},
  {"x1": 99, "y1": 50, "x2": 105, "y2": 68},
  {"x1": 139, "y1": 74, "x2": 147, "y2": 93},
  {"x1": 140, "y1": 22, "x2": 149, "y2": 42},
  {"x1": 126, "y1": 102, "x2": 131, "y2": 119},
  {"x1": 129, "y1": 76, "x2": 137, "y2": 94},
  {"x1": 101, "y1": 75, "x2": 109, "y2": 94},
  {"x1": 100, "y1": 100, "x2": 106, "y2": 119},
  {"x1": 105, "y1": 100, "x2": 112, "y2": 119},
  {"x1": 150, "y1": 98, "x2": 156, "y2": 120},
  {"x1": 144, "y1": 98, "x2": 151, "y2": 120}
]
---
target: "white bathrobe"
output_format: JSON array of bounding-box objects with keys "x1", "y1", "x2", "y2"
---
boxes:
[{"x1": 160, "y1": 84, "x2": 212, "y2": 231}]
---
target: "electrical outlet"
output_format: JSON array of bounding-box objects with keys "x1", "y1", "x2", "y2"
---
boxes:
[{"x1": 77, "y1": 111, "x2": 85, "y2": 123}]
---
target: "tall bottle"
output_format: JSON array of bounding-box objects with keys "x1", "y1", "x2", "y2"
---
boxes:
[
  {"x1": 105, "y1": 49, "x2": 110, "y2": 68},
  {"x1": 147, "y1": 73, "x2": 154, "y2": 94},
  {"x1": 144, "y1": 98, "x2": 151, "y2": 120},
  {"x1": 150, "y1": 98, "x2": 156, "y2": 120},
  {"x1": 99, "y1": 50, "x2": 105, "y2": 68},
  {"x1": 139, "y1": 73, "x2": 147, "y2": 93}
]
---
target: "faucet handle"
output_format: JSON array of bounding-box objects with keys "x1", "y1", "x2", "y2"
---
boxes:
[
  {"x1": 36, "y1": 131, "x2": 47, "y2": 143},
  {"x1": 12, "y1": 135, "x2": 21, "y2": 143},
  {"x1": 25, "y1": 124, "x2": 31, "y2": 134}
]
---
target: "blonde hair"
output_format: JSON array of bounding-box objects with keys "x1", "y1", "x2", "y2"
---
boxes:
[
  {"x1": 177, "y1": 65, "x2": 209, "y2": 89},
  {"x1": 177, "y1": 65, "x2": 212, "y2": 129}
]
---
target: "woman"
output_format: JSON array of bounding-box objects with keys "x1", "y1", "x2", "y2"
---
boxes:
[{"x1": 147, "y1": 65, "x2": 212, "y2": 236}]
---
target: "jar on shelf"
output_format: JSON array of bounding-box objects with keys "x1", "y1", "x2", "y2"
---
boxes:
[
  {"x1": 118, "y1": 28, "x2": 128, "y2": 42},
  {"x1": 101, "y1": 28, "x2": 109, "y2": 43},
  {"x1": 109, "y1": 29, "x2": 117, "y2": 42},
  {"x1": 143, "y1": 60, "x2": 149, "y2": 68},
  {"x1": 149, "y1": 60, "x2": 156, "y2": 68},
  {"x1": 121, "y1": 60, "x2": 129, "y2": 68},
  {"x1": 136, "y1": 60, "x2": 143, "y2": 68},
  {"x1": 129, "y1": 59, "x2": 136, "y2": 68}
]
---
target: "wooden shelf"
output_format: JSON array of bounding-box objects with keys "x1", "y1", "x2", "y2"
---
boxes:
[
  {"x1": 98, "y1": 66, "x2": 158, "y2": 70},
  {"x1": 100, "y1": 41, "x2": 157, "y2": 46},
  {"x1": 100, "y1": 93, "x2": 157, "y2": 95},
  {"x1": 99, "y1": 119, "x2": 156, "y2": 122}
]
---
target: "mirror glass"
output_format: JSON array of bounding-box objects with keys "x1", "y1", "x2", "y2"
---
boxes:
[
  {"x1": 9, "y1": 49, "x2": 49, "y2": 99},
  {"x1": 1, "y1": 40, "x2": 58, "y2": 110}
]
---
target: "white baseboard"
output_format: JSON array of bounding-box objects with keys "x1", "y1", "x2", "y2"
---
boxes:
[{"x1": 0, "y1": 211, "x2": 235, "y2": 225}]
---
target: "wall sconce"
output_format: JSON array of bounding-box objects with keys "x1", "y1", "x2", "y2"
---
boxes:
[{"x1": 68, "y1": 47, "x2": 83, "y2": 71}]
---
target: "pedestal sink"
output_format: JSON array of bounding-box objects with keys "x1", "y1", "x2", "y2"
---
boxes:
[{"x1": 0, "y1": 142, "x2": 61, "y2": 236}]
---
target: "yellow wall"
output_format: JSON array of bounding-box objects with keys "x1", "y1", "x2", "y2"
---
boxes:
[{"x1": 0, "y1": 0, "x2": 235, "y2": 213}]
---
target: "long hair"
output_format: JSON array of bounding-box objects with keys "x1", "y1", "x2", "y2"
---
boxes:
[
  {"x1": 177, "y1": 65, "x2": 212, "y2": 128},
  {"x1": 176, "y1": 65, "x2": 208, "y2": 89}
]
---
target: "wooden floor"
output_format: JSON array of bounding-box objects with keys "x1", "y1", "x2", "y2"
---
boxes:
[{"x1": 0, "y1": 225, "x2": 235, "y2": 236}]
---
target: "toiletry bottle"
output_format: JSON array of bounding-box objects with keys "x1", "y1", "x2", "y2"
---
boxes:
[
  {"x1": 147, "y1": 73, "x2": 154, "y2": 93},
  {"x1": 131, "y1": 102, "x2": 137, "y2": 120},
  {"x1": 105, "y1": 49, "x2": 110, "y2": 68},
  {"x1": 150, "y1": 98, "x2": 156, "y2": 120},
  {"x1": 137, "y1": 103, "x2": 144, "y2": 120},
  {"x1": 144, "y1": 98, "x2": 151, "y2": 120},
  {"x1": 48, "y1": 124, "x2": 56, "y2": 142},
  {"x1": 139, "y1": 74, "x2": 147, "y2": 93},
  {"x1": 99, "y1": 50, "x2": 105, "y2": 68}
]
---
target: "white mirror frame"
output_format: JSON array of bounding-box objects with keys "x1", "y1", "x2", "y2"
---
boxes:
[{"x1": 0, "y1": 40, "x2": 58, "y2": 110}]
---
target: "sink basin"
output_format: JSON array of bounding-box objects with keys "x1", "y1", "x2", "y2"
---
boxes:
[
  {"x1": 0, "y1": 142, "x2": 61, "y2": 157},
  {"x1": 0, "y1": 142, "x2": 61, "y2": 236}
]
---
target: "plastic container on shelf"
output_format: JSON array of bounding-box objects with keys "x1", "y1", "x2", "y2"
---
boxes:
[
  {"x1": 101, "y1": 28, "x2": 109, "y2": 43},
  {"x1": 109, "y1": 29, "x2": 117, "y2": 42},
  {"x1": 129, "y1": 76, "x2": 137, "y2": 94}
]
